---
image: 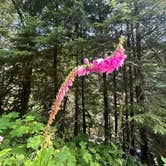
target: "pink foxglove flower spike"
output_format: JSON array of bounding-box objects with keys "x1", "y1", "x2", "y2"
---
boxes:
[
  {"x1": 46, "y1": 44, "x2": 126, "y2": 130},
  {"x1": 43, "y1": 43, "x2": 126, "y2": 147}
]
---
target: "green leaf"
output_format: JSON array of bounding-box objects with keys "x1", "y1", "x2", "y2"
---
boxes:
[
  {"x1": 0, "y1": 119, "x2": 11, "y2": 130},
  {"x1": 79, "y1": 141, "x2": 87, "y2": 149},
  {"x1": 90, "y1": 161, "x2": 100, "y2": 166},
  {"x1": 161, "y1": 157, "x2": 166, "y2": 166},
  {"x1": 82, "y1": 150, "x2": 92, "y2": 163},
  {"x1": 27, "y1": 135, "x2": 43, "y2": 150},
  {"x1": 30, "y1": 122, "x2": 44, "y2": 133},
  {"x1": 0, "y1": 148, "x2": 11, "y2": 158},
  {"x1": 54, "y1": 146, "x2": 76, "y2": 166},
  {"x1": 24, "y1": 115, "x2": 35, "y2": 122},
  {"x1": 2, "y1": 112, "x2": 19, "y2": 119},
  {"x1": 10, "y1": 126, "x2": 30, "y2": 137},
  {"x1": 32, "y1": 147, "x2": 54, "y2": 166}
]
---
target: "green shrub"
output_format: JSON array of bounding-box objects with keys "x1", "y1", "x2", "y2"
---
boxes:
[{"x1": 0, "y1": 112, "x2": 140, "y2": 166}]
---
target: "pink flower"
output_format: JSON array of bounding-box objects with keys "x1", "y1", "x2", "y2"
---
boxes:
[
  {"x1": 106, "y1": 60, "x2": 116, "y2": 74},
  {"x1": 67, "y1": 79, "x2": 73, "y2": 87},
  {"x1": 92, "y1": 58, "x2": 104, "y2": 73},
  {"x1": 112, "y1": 57, "x2": 119, "y2": 69},
  {"x1": 56, "y1": 94, "x2": 63, "y2": 103},
  {"x1": 102, "y1": 57, "x2": 112, "y2": 72},
  {"x1": 0, "y1": 136, "x2": 3, "y2": 143},
  {"x1": 77, "y1": 67, "x2": 87, "y2": 76},
  {"x1": 92, "y1": 58, "x2": 103, "y2": 68},
  {"x1": 109, "y1": 48, "x2": 126, "y2": 70},
  {"x1": 118, "y1": 46, "x2": 125, "y2": 54},
  {"x1": 88, "y1": 66, "x2": 95, "y2": 74},
  {"x1": 84, "y1": 58, "x2": 89, "y2": 65},
  {"x1": 59, "y1": 88, "x2": 65, "y2": 97},
  {"x1": 96, "y1": 63, "x2": 105, "y2": 73},
  {"x1": 64, "y1": 84, "x2": 69, "y2": 93}
]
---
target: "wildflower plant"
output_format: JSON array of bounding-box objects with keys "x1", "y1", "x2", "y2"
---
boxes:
[{"x1": 43, "y1": 39, "x2": 127, "y2": 147}]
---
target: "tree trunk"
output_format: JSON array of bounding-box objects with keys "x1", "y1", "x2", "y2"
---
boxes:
[
  {"x1": 53, "y1": 46, "x2": 58, "y2": 96},
  {"x1": 74, "y1": 76, "x2": 79, "y2": 136},
  {"x1": 127, "y1": 23, "x2": 135, "y2": 155},
  {"x1": 122, "y1": 62, "x2": 129, "y2": 152},
  {"x1": 81, "y1": 76, "x2": 86, "y2": 134},
  {"x1": 74, "y1": 54, "x2": 79, "y2": 136},
  {"x1": 129, "y1": 61, "x2": 135, "y2": 155},
  {"x1": 113, "y1": 71, "x2": 118, "y2": 142},
  {"x1": 20, "y1": 58, "x2": 32, "y2": 115},
  {"x1": 103, "y1": 73, "x2": 109, "y2": 143},
  {"x1": 140, "y1": 128, "x2": 149, "y2": 164},
  {"x1": 135, "y1": 22, "x2": 149, "y2": 164},
  {"x1": 58, "y1": 96, "x2": 68, "y2": 138}
]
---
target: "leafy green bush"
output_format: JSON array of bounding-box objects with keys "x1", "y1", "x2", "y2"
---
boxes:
[
  {"x1": 0, "y1": 112, "x2": 140, "y2": 166},
  {"x1": 0, "y1": 112, "x2": 44, "y2": 165}
]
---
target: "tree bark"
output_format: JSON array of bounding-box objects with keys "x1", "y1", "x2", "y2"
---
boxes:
[
  {"x1": 127, "y1": 22, "x2": 135, "y2": 156},
  {"x1": 135, "y1": 22, "x2": 149, "y2": 164},
  {"x1": 53, "y1": 46, "x2": 58, "y2": 96},
  {"x1": 81, "y1": 76, "x2": 86, "y2": 134},
  {"x1": 122, "y1": 62, "x2": 129, "y2": 151},
  {"x1": 74, "y1": 54, "x2": 79, "y2": 136},
  {"x1": 129, "y1": 60, "x2": 135, "y2": 155},
  {"x1": 74, "y1": 77, "x2": 79, "y2": 136},
  {"x1": 20, "y1": 58, "x2": 32, "y2": 115},
  {"x1": 58, "y1": 96, "x2": 68, "y2": 138},
  {"x1": 113, "y1": 71, "x2": 118, "y2": 142},
  {"x1": 103, "y1": 73, "x2": 109, "y2": 143}
]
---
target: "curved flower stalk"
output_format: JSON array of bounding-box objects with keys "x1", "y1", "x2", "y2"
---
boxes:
[
  {"x1": 47, "y1": 67, "x2": 78, "y2": 127},
  {"x1": 47, "y1": 45, "x2": 126, "y2": 128},
  {"x1": 43, "y1": 44, "x2": 126, "y2": 147}
]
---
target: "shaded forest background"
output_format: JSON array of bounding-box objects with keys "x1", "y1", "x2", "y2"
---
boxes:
[{"x1": 0, "y1": 0, "x2": 166, "y2": 165}]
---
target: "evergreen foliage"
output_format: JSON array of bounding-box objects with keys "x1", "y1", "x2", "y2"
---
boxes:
[{"x1": 0, "y1": 0, "x2": 166, "y2": 165}]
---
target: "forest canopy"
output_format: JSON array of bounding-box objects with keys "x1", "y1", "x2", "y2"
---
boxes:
[{"x1": 0, "y1": 0, "x2": 166, "y2": 165}]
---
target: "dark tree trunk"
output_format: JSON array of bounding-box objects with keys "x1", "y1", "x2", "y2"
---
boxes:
[
  {"x1": 135, "y1": 22, "x2": 149, "y2": 164},
  {"x1": 74, "y1": 53, "x2": 79, "y2": 136},
  {"x1": 122, "y1": 62, "x2": 129, "y2": 152},
  {"x1": 81, "y1": 76, "x2": 86, "y2": 134},
  {"x1": 53, "y1": 46, "x2": 58, "y2": 96},
  {"x1": 20, "y1": 58, "x2": 32, "y2": 115},
  {"x1": 127, "y1": 23, "x2": 135, "y2": 155},
  {"x1": 58, "y1": 96, "x2": 68, "y2": 138},
  {"x1": 113, "y1": 71, "x2": 118, "y2": 142},
  {"x1": 129, "y1": 61, "x2": 135, "y2": 155},
  {"x1": 74, "y1": 77, "x2": 79, "y2": 136},
  {"x1": 103, "y1": 73, "x2": 109, "y2": 143},
  {"x1": 62, "y1": 96, "x2": 68, "y2": 115},
  {"x1": 140, "y1": 128, "x2": 149, "y2": 164}
]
